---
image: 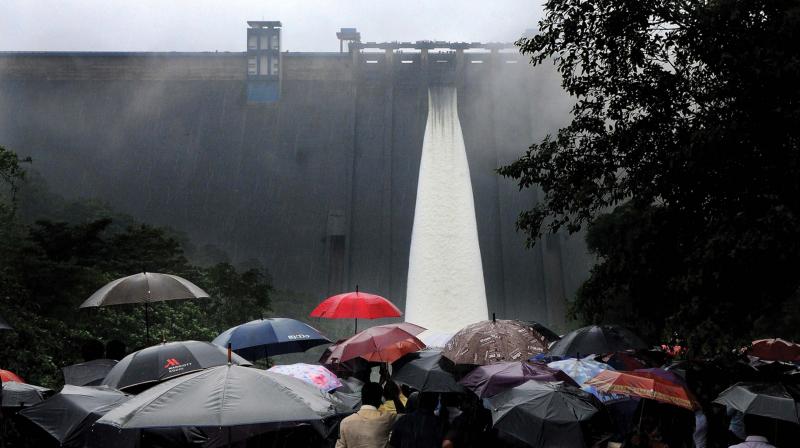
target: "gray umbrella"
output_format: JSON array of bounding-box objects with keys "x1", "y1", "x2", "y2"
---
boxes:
[
  {"x1": 0, "y1": 313, "x2": 12, "y2": 331},
  {"x1": 486, "y1": 380, "x2": 603, "y2": 448},
  {"x1": 1, "y1": 381, "x2": 52, "y2": 407},
  {"x1": 392, "y1": 350, "x2": 465, "y2": 393},
  {"x1": 96, "y1": 364, "x2": 351, "y2": 434},
  {"x1": 79, "y1": 272, "x2": 209, "y2": 343},
  {"x1": 548, "y1": 325, "x2": 648, "y2": 358},
  {"x1": 19, "y1": 385, "x2": 131, "y2": 447},
  {"x1": 714, "y1": 382, "x2": 800, "y2": 424},
  {"x1": 63, "y1": 359, "x2": 118, "y2": 386}
]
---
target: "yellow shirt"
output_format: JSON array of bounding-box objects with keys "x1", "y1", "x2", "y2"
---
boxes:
[
  {"x1": 336, "y1": 405, "x2": 400, "y2": 448},
  {"x1": 378, "y1": 393, "x2": 407, "y2": 414}
]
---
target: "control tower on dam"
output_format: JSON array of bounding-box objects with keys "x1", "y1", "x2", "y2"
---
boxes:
[{"x1": 0, "y1": 23, "x2": 591, "y2": 331}]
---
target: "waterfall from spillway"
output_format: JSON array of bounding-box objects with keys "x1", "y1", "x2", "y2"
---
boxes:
[{"x1": 405, "y1": 86, "x2": 489, "y2": 332}]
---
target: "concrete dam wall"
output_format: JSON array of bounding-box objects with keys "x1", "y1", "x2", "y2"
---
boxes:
[{"x1": 0, "y1": 48, "x2": 591, "y2": 331}]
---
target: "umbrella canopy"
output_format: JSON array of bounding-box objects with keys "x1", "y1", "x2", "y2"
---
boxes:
[
  {"x1": 213, "y1": 318, "x2": 330, "y2": 361},
  {"x1": 460, "y1": 361, "x2": 578, "y2": 399},
  {"x1": 585, "y1": 370, "x2": 698, "y2": 410},
  {"x1": 96, "y1": 364, "x2": 350, "y2": 431},
  {"x1": 443, "y1": 318, "x2": 550, "y2": 366},
  {"x1": 524, "y1": 321, "x2": 561, "y2": 345},
  {"x1": 1, "y1": 381, "x2": 51, "y2": 407},
  {"x1": 549, "y1": 325, "x2": 648, "y2": 358},
  {"x1": 714, "y1": 382, "x2": 800, "y2": 424},
  {"x1": 0, "y1": 313, "x2": 12, "y2": 331},
  {"x1": 486, "y1": 380, "x2": 603, "y2": 448},
  {"x1": 596, "y1": 352, "x2": 648, "y2": 371},
  {"x1": 101, "y1": 340, "x2": 251, "y2": 391},
  {"x1": 80, "y1": 272, "x2": 209, "y2": 307},
  {"x1": 0, "y1": 369, "x2": 24, "y2": 383},
  {"x1": 326, "y1": 323, "x2": 426, "y2": 364},
  {"x1": 267, "y1": 363, "x2": 342, "y2": 392},
  {"x1": 19, "y1": 385, "x2": 131, "y2": 447},
  {"x1": 548, "y1": 357, "x2": 627, "y2": 403},
  {"x1": 748, "y1": 338, "x2": 800, "y2": 362},
  {"x1": 310, "y1": 287, "x2": 402, "y2": 333},
  {"x1": 63, "y1": 359, "x2": 118, "y2": 386},
  {"x1": 319, "y1": 340, "x2": 377, "y2": 377},
  {"x1": 417, "y1": 329, "x2": 455, "y2": 349},
  {"x1": 392, "y1": 350, "x2": 464, "y2": 393}
]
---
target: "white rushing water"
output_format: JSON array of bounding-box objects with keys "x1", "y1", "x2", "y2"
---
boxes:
[{"x1": 405, "y1": 86, "x2": 489, "y2": 332}]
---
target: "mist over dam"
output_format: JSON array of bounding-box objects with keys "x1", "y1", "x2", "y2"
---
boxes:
[{"x1": 0, "y1": 25, "x2": 592, "y2": 331}]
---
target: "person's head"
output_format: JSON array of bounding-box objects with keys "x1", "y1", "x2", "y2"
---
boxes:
[
  {"x1": 400, "y1": 384, "x2": 412, "y2": 398},
  {"x1": 361, "y1": 382, "x2": 384, "y2": 408},
  {"x1": 418, "y1": 392, "x2": 439, "y2": 411},
  {"x1": 743, "y1": 414, "x2": 772, "y2": 439},
  {"x1": 105, "y1": 339, "x2": 126, "y2": 361},
  {"x1": 81, "y1": 339, "x2": 105, "y2": 362}
]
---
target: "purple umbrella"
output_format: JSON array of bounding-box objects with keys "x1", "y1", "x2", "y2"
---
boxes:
[{"x1": 459, "y1": 361, "x2": 578, "y2": 398}]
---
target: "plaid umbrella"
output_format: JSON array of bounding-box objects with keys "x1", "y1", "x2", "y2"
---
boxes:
[
  {"x1": 585, "y1": 370, "x2": 699, "y2": 410},
  {"x1": 268, "y1": 363, "x2": 343, "y2": 392}
]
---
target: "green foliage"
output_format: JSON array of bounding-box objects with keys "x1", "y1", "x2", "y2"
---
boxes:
[
  {"x1": 501, "y1": 0, "x2": 800, "y2": 354},
  {"x1": 0, "y1": 146, "x2": 272, "y2": 386}
]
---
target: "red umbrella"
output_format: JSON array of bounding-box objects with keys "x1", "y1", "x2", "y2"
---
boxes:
[
  {"x1": 0, "y1": 369, "x2": 25, "y2": 383},
  {"x1": 324, "y1": 323, "x2": 426, "y2": 364},
  {"x1": 747, "y1": 338, "x2": 800, "y2": 362},
  {"x1": 585, "y1": 370, "x2": 699, "y2": 410},
  {"x1": 310, "y1": 286, "x2": 402, "y2": 333}
]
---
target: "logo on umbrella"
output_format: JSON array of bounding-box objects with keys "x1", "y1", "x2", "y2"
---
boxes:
[
  {"x1": 287, "y1": 334, "x2": 311, "y2": 340},
  {"x1": 164, "y1": 358, "x2": 181, "y2": 368}
]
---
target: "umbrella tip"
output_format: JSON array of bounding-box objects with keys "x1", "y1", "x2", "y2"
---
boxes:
[
  {"x1": 227, "y1": 342, "x2": 232, "y2": 364},
  {"x1": 356, "y1": 284, "x2": 359, "y2": 294},
  {"x1": 492, "y1": 313, "x2": 496, "y2": 323}
]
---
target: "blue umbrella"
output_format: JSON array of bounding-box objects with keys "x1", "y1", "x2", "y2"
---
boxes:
[{"x1": 213, "y1": 318, "x2": 331, "y2": 361}]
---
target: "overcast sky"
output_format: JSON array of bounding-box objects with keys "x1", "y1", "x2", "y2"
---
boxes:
[{"x1": 1, "y1": 1, "x2": 543, "y2": 53}]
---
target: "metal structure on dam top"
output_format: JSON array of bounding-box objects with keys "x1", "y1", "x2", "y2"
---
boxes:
[{"x1": 0, "y1": 23, "x2": 590, "y2": 331}]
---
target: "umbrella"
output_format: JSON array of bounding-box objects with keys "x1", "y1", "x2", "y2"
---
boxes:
[
  {"x1": 548, "y1": 357, "x2": 627, "y2": 403},
  {"x1": 417, "y1": 329, "x2": 455, "y2": 349},
  {"x1": 19, "y1": 385, "x2": 131, "y2": 447},
  {"x1": 549, "y1": 325, "x2": 648, "y2": 358},
  {"x1": 1, "y1": 381, "x2": 51, "y2": 407},
  {"x1": 460, "y1": 361, "x2": 578, "y2": 399},
  {"x1": 714, "y1": 382, "x2": 800, "y2": 424},
  {"x1": 596, "y1": 352, "x2": 648, "y2": 371},
  {"x1": 101, "y1": 340, "x2": 251, "y2": 392},
  {"x1": 267, "y1": 363, "x2": 342, "y2": 392},
  {"x1": 0, "y1": 313, "x2": 12, "y2": 331},
  {"x1": 585, "y1": 370, "x2": 698, "y2": 410},
  {"x1": 95, "y1": 364, "x2": 351, "y2": 437},
  {"x1": 442, "y1": 317, "x2": 550, "y2": 366},
  {"x1": 213, "y1": 318, "x2": 330, "y2": 361},
  {"x1": 79, "y1": 272, "x2": 209, "y2": 343},
  {"x1": 325, "y1": 323, "x2": 426, "y2": 364},
  {"x1": 486, "y1": 380, "x2": 603, "y2": 448},
  {"x1": 319, "y1": 340, "x2": 376, "y2": 378},
  {"x1": 62, "y1": 359, "x2": 118, "y2": 386},
  {"x1": 0, "y1": 369, "x2": 24, "y2": 383},
  {"x1": 523, "y1": 321, "x2": 561, "y2": 345},
  {"x1": 310, "y1": 286, "x2": 402, "y2": 333},
  {"x1": 391, "y1": 350, "x2": 464, "y2": 393},
  {"x1": 748, "y1": 338, "x2": 800, "y2": 362}
]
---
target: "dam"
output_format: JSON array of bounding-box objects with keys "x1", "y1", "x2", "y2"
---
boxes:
[{"x1": 0, "y1": 22, "x2": 591, "y2": 331}]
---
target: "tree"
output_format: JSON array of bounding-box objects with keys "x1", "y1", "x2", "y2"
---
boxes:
[{"x1": 500, "y1": 0, "x2": 800, "y2": 354}]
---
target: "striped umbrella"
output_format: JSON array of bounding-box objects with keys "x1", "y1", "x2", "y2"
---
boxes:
[{"x1": 584, "y1": 370, "x2": 699, "y2": 410}]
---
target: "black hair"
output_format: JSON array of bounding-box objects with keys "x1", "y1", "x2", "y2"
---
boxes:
[
  {"x1": 361, "y1": 381, "x2": 384, "y2": 408},
  {"x1": 418, "y1": 392, "x2": 439, "y2": 411}
]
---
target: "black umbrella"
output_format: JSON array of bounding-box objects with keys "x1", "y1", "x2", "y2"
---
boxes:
[
  {"x1": 714, "y1": 382, "x2": 800, "y2": 424},
  {"x1": 548, "y1": 325, "x2": 647, "y2": 358},
  {"x1": 101, "y1": 340, "x2": 251, "y2": 392},
  {"x1": 486, "y1": 380, "x2": 604, "y2": 448},
  {"x1": 524, "y1": 321, "x2": 560, "y2": 345},
  {"x1": 19, "y1": 385, "x2": 131, "y2": 447},
  {"x1": 95, "y1": 364, "x2": 352, "y2": 443},
  {"x1": 391, "y1": 350, "x2": 464, "y2": 393},
  {"x1": 79, "y1": 272, "x2": 209, "y2": 343},
  {"x1": 62, "y1": 359, "x2": 118, "y2": 386},
  {"x1": 1, "y1": 382, "x2": 52, "y2": 407},
  {"x1": 0, "y1": 313, "x2": 12, "y2": 331}
]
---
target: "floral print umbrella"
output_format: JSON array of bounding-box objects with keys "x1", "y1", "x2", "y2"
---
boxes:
[{"x1": 268, "y1": 363, "x2": 343, "y2": 392}]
